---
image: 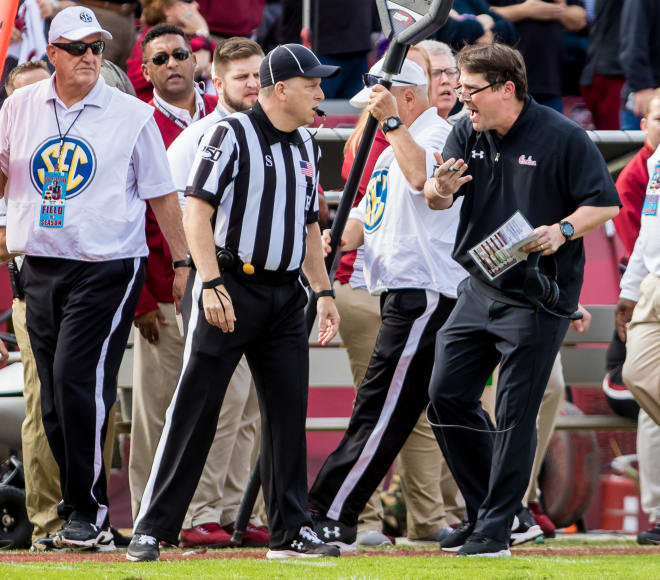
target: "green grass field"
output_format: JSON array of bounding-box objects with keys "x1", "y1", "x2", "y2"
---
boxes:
[
  {"x1": 1, "y1": 540, "x2": 659, "y2": 579},
  {"x1": 2, "y1": 554, "x2": 660, "y2": 580}
]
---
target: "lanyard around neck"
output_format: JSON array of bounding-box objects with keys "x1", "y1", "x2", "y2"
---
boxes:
[{"x1": 52, "y1": 101, "x2": 84, "y2": 172}]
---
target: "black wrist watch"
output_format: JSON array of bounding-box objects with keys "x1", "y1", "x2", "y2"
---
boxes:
[
  {"x1": 559, "y1": 221, "x2": 575, "y2": 241},
  {"x1": 382, "y1": 116, "x2": 403, "y2": 134},
  {"x1": 316, "y1": 289, "x2": 335, "y2": 299}
]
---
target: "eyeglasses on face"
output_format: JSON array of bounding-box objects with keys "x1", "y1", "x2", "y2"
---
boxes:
[
  {"x1": 431, "y1": 67, "x2": 459, "y2": 80},
  {"x1": 51, "y1": 40, "x2": 105, "y2": 56},
  {"x1": 362, "y1": 73, "x2": 417, "y2": 88},
  {"x1": 146, "y1": 49, "x2": 191, "y2": 67},
  {"x1": 453, "y1": 81, "x2": 501, "y2": 102}
]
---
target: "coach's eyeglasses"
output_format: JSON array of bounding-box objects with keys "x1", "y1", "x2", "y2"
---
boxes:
[
  {"x1": 362, "y1": 73, "x2": 417, "y2": 88},
  {"x1": 51, "y1": 40, "x2": 105, "y2": 56},
  {"x1": 146, "y1": 49, "x2": 192, "y2": 67},
  {"x1": 453, "y1": 82, "x2": 501, "y2": 103},
  {"x1": 432, "y1": 67, "x2": 459, "y2": 81}
]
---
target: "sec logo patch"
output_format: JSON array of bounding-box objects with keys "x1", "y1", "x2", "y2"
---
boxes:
[
  {"x1": 364, "y1": 168, "x2": 389, "y2": 233},
  {"x1": 30, "y1": 136, "x2": 97, "y2": 199}
]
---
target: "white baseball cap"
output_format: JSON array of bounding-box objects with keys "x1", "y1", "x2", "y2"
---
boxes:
[
  {"x1": 48, "y1": 6, "x2": 113, "y2": 44},
  {"x1": 349, "y1": 58, "x2": 427, "y2": 109}
]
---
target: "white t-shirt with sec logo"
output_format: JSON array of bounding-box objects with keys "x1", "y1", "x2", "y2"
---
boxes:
[
  {"x1": 0, "y1": 76, "x2": 174, "y2": 261},
  {"x1": 349, "y1": 106, "x2": 467, "y2": 297}
]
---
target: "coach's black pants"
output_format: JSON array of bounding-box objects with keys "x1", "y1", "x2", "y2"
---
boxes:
[
  {"x1": 21, "y1": 256, "x2": 145, "y2": 527},
  {"x1": 428, "y1": 277, "x2": 569, "y2": 543},
  {"x1": 309, "y1": 289, "x2": 456, "y2": 526},
  {"x1": 133, "y1": 271, "x2": 310, "y2": 548}
]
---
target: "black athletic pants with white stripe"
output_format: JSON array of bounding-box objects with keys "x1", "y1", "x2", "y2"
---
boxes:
[
  {"x1": 428, "y1": 277, "x2": 568, "y2": 543},
  {"x1": 309, "y1": 289, "x2": 456, "y2": 527},
  {"x1": 133, "y1": 271, "x2": 311, "y2": 548},
  {"x1": 21, "y1": 256, "x2": 145, "y2": 527}
]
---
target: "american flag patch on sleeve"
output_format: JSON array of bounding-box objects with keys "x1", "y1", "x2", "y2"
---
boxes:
[{"x1": 299, "y1": 160, "x2": 314, "y2": 177}]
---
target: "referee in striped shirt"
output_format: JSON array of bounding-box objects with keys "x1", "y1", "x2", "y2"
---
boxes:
[{"x1": 128, "y1": 44, "x2": 342, "y2": 561}]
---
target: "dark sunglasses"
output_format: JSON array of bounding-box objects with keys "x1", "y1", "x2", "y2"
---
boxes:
[
  {"x1": 362, "y1": 73, "x2": 417, "y2": 88},
  {"x1": 52, "y1": 40, "x2": 105, "y2": 56},
  {"x1": 146, "y1": 49, "x2": 191, "y2": 67}
]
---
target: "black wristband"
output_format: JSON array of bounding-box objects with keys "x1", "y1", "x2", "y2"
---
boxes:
[
  {"x1": 316, "y1": 289, "x2": 335, "y2": 299},
  {"x1": 173, "y1": 259, "x2": 189, "y2": 269},
  {"x1": 202, "y1": 276, "x2": 224, "y2": 289}
]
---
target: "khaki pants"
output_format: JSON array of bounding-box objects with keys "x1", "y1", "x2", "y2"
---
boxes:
[
  {"x1": 623, "y1": 273, "x2": 660, "y2": 426},
  {"x1": 638, "y1": 410, "x2": 660, "y2": 522},
  {"x1": 129, "y1": 302, "x2": 259, "y2": 528},
  {"x1": 334, "y1": 281, "x2": 462, "y2": 535},
  {"x1": 489, "y1": 352, "x2": 565, "y2": 506},
  {"x1": 14, "y1": 298, "x2": 115, "y2": 542}
]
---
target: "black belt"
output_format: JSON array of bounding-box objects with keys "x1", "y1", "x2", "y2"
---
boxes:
[{"x1": 215, "y1": 248, "x2": 300, "y2": 287}]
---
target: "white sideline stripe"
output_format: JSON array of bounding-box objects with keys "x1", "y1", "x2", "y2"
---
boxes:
[
  {"x1": 92, "y1": 257, "x2": 141, "y2": 528},
  {"x1": 327, "y1": 290, "x2": 439, "y2": 521},
  {"x1": 133, "y1": 273, "x2": 203, "y2": 531}
]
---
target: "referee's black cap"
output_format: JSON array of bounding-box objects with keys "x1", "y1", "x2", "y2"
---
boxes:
[{"x1": 260, "y1": 44, "x2": 340, "y2": 88}]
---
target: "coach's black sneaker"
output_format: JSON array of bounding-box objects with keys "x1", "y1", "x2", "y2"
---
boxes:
[
  {"x1": 458, "y1": 533, "x2": 511, "y2": 557},
  {"x1": 312, "y1": 516, "x2": 357, "y2": 552},
  {"x1": 638, "y1": 524, "x2": 660, "y2": 545},
  {"x1": 440, "y1": 520, "x2": 475, "y2": 552},
  {"x1": 126, "y1": 534, "x2": 160, "y2": 561},
  {"x1": 53, "y1": 519, "x2": 104, "y2": 549},
  {"x1": 510, "y1": 507, "x2": 543, "y2": 546},
  {"x1": 266, "y1": 526, "x2": 340, "y2": 559}
]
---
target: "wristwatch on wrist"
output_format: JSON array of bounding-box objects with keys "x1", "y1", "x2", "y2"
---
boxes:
[
  {"x1": 382, "y1": 116, "x2": 403, "y2": 134},
  {"x1": 316, "y1": 289, "x2": 335, "y2": 299},
  {"x1": 559, "y1": 220, "x2": 574, "y2": 241}
]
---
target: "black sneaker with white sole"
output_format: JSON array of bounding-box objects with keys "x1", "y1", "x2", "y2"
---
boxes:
[
  {"x1": 510, "y1": 507, "x2": 543, "y2": 546},
  {"x1": 126, "y1": 534, "x2": 160, "y2": 562},
  {"x1": 266, "y1": 526, "x2": 341, "y2": 559},
  {"x1": 312, "y1": 516, "x2": 357, "y2": 552},
  {"x1": 458, "y1": 533, "x2": 511, "y2": 557},
  {"x1": 440, "y1": 521, "x2": 475, "y2": 552},
  {"x1": 53, "y1": 519, "x2": 105, "y2": 549}
]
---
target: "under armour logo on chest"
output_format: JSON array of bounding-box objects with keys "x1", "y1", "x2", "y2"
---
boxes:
[
  {"x1": 471, "y1": 150, "x2": 485, "y2": 159},
  {"x1": 323, "y1": 526, "x2": 340, "y2": 538},
  {"x1": 291, "y1": 540, "x2": 304, "y2": 550}
]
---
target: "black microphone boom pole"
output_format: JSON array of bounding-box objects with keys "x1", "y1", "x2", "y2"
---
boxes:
[{"x1": 232, "y1": 0, "x2": 454, "y2": 546}]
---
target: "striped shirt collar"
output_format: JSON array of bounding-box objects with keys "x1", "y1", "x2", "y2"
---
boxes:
[{"x1": 251, "y1": 101, "x2": 303, "y2": 146}]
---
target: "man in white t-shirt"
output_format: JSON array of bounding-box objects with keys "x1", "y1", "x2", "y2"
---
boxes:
[
  {"x1": 617, "y1": 144, "x2": 660, "y2": 545},
  {"x1": 309, "y1": 60, "x2": 467, "y2": 549},
  {"x1": 0, "y1": 7, "x2": 187, "y2": 550}
]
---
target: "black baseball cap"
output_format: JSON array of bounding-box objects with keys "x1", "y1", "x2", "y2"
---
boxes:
[{"x1": 260, "y1": 44, "x2": 340, "y2": 88}]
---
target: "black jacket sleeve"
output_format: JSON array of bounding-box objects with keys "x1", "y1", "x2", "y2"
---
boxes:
[{"x1": 620, "y1": 0, "x2": 659, "y2": 92}]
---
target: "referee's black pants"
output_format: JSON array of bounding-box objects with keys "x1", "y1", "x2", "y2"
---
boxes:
[
  {"x1": 133, "y1": 271, "x2": 311, "y2": 548},
  {"x1": 21, "y1": 256, "x2": 146, "y2": 527},
  {"x1": 309, "y1": 289, "x2": 456, "y2": 527},
  {"x1": 428, "y1": 277, "x2": 569, "y2": 544}
]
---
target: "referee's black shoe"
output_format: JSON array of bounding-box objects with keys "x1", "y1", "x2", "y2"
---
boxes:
[
  {"x1": 126, "y1": 534, "x2": 160, "y2": 562},
  {"x1": 266, "y1": 526, "x2": 341, "y2": 559},
  {"x1": 53, "y1": 519, "x2": 106, "y2": 549},
  {"x1": 457, "y1": 533, "x2": 511, "y2": 557},
  {"x1": 312, "y1": 515, "x2": 357, "y2": 552},
  {"x1": 440, "y1": 520, "x2": 475, "y2": 552}
]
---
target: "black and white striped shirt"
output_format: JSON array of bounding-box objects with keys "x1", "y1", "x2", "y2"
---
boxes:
[{"x1": 184, "y1": 102, "x2": 320, "y2": 272}]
